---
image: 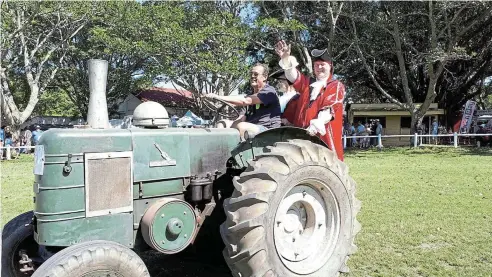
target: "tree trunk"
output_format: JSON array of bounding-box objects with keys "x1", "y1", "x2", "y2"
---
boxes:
[{"x1": 410, "y1": 110, "x2": 424, "y2": 146}]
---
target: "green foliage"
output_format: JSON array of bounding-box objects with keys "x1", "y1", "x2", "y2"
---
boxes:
[
  {"x1": 147, "y1": 1, "x2": 252, "y2": 103},
  {"x1": 53, "y1": 1, "x2": 152, "y2": 118},
  {"x1": 49, "y1": 1, "x2": 253, "y2": 118},
  {"x1": 1, "y1": 1, "x2": 88, "y2": 126},
  {"x1": 33, "y1": 89, "x2": 81, "y2": 117}
]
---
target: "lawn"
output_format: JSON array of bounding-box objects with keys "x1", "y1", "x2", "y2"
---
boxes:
[{"x1": 1, "y1": 148, "x2": 492, "y2": 277}]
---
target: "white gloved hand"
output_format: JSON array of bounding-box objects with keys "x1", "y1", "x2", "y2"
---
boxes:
[
  {"x1": 306, "y1": 125, "x2": 318, "y2": 136},
  {"x1": 307, "y1": 118, "x2": 327, "y2": 136}
]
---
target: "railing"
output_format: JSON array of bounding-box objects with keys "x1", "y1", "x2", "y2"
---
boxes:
[
  {"x1": 0, "y1": 145, "x2": 36, "y2": 160},
  {"x1": 1, "y1": 133, "x2": 491, "y2": 160},
  {"x1": 343, "y1": 133, "x2": 492, "y2": 149}
]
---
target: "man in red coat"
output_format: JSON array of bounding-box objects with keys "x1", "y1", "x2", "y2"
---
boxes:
[{"x1": 276, "y1": 40, "x2": 346, "y2": 161}]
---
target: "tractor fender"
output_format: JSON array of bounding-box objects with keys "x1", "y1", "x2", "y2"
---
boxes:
[{"x1": 230, "y1": 126, "x2": 328, "y2": 168}]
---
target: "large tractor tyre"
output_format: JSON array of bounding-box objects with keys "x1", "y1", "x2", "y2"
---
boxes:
[
  {"x1": 2, "y1": 222, "x2": 38, "y2": 277},
  {"x1": 220, "y1": 139, "x2": 361, "y2": 277},
  {"x1": 32, "y1": 240, "x2": 150, "y2": 277},
  {"x1": 2, "y1": 210, "x2": 34, "y2": 240}
]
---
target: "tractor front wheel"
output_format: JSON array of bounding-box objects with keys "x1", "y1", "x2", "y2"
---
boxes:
[
  {"x1": 31, "y1": 240, "x2": 149, "y2": 277},
  {"x1": 220, "y1": 139, "x2": 361, "y2": 277},
  {"x1": 2, "y1": 210, "x2": 34, "y2": 240},
  {"x1": 1, "y1": 222, "x2": 38, "y2": 277}
]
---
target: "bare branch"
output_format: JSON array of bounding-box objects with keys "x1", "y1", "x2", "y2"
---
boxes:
[
  {"x1": 351, "y1": 17, "x2": 406, "y2": 109},
  {"x1": 389, "y1": 8, "x2": 414, "y2": 106}
]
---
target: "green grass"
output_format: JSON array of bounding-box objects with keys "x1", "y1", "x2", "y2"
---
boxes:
[
  {"x1": 1, "y1": 154, "x2": 36, "y2": 225},
  {"x1": 1, "y1": 148, "x2": 492, "y2": 277},
  {"x1": 344, "y1": 147, "x2": 492, "y2": 277}
]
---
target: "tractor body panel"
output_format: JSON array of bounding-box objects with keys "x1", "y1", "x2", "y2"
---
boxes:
[{"x1": 33, "y1": 127, "x2": 240, "y2": 247}]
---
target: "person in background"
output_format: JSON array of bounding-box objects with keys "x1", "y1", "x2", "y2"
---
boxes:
[
  {"x1": 32, "y1": 125, "x2": 43, "y2": 146},
  {"x1": 356, "y1": 121, "x2": 365, "y2": 147},
  {"x1": 370, "y1": 120, "x2": 377, "y2": 146},
  {"x1": 375, "y1": 119, "x2": 383, "y2": 147},
  {"x1": 363, "y1": 123, "x2": 371, "y2": 148},
  {"x1": 22, "y1": 127, "x2": 32, "y2": 153},
  {"x1": 431, "y1": 118, "x2": 439, "y2": 145},
  {"x1": 0, "y1": 126, "x2": 5, "y2": 143},
  {"x1": 350, "y1": 123, "x2": 357, "y2": 147},
  {"x1": 0, "y1": 139, "x2": 3, "y2": 159}
]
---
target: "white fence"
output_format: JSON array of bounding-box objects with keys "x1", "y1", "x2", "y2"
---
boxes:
[
  {"x1": 0, "y1": 145, "x2": 36, "y2": 160},
  {"x1": 1, "y1": 133, "x2": 491, "y2": 160},
  {"x1": 343, "y1": 132, "x2": 492, "y2": 149}
]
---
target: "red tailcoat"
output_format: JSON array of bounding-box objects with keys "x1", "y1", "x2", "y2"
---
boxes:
[{"x1": 282, "y1": 71, "x2": 346, "y2": 161}]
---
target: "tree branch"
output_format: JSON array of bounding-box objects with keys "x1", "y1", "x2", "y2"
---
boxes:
[
  {"x1": 351, "y1": 17, "x2": 406, "y2": 108},
  {"x1": 389, "y1": 7, "x2": 414, "y2": 107}
]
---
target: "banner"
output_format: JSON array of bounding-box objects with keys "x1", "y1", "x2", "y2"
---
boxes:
[{"x1": 459, "y1": 100, "x2": 477, "y2": 133}]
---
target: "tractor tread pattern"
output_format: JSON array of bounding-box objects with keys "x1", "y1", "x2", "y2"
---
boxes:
[
  {"x1": 220, "y1": 139, "x2": 361, "y2": 277},
  {"x1": 31, "y1": 240, "x2": 149, "y2": 277}
]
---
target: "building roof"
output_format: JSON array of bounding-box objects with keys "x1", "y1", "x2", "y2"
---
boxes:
[
  {"x1": 348, "y1": 103, "x2": 445, "y2": 116},
  {"x1": 133, "y1": 87, "x2": 194, "y2": 108}
]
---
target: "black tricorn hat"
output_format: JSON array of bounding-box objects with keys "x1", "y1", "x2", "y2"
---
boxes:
[
  {"x1": 311, "y1": 48, "x2": 332, "y2": 63},
  {"x1": 270, "y1": 69, "x2": 294, "y2": 85}
]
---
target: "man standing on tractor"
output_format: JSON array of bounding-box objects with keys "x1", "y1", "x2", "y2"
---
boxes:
[
  {"x1": 275, "y1": 40, "x2": 347, "y2": 161},
  {"x1": 205, "y1": 63, "x2": 281, "y2": 140},
  {"x1": 270, "y1": 69, "x2": 299, "y2": 126}
]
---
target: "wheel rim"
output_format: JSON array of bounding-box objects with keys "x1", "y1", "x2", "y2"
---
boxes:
[{"x1": 273, "y1": 180, "x2": 340, "y2": 274}]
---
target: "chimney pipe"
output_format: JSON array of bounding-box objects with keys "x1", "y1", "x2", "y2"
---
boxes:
[{"x1": 87, "y1": 59, "x2": 109, "y2": 129}]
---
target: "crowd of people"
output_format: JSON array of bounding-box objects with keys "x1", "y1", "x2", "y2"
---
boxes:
[
  {"x1": 0, "y1": 125, "x2": 43, "y2": 159},
  {"x1": 343, "y1": 120, "x2": 383, "y2": 149}
]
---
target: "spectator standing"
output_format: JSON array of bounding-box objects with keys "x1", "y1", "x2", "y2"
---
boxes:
[
  {"x1": 32, "y1": 125, "x2": 43, "y2": 145},
  {"x1": 350, "y1": 123, "x2": 356, "y2": 147},
  {"x1": 375, "y1": 120, "x2": 383, "y2": 147},
  {"x1": 22, "y1": 128, "x2": 33, "y2": 153},
  {"x1": 0, "y1": 126, "x2": 4, "y2": 142},
  {"x1": 431, "y1": 119, "x2": 439, "y2": 145},
  {"x1": 356, "y1": 121, "x2": 365, "y2": 147}
]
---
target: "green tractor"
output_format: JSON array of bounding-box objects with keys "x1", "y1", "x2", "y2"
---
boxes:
[{"x1": 2, "y1": 60, "x2": 361, "y2": 277}]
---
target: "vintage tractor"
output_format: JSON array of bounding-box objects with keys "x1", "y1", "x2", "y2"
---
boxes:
[{"x1": 1, "y1": 60, "x2": 361, "y2": 277}]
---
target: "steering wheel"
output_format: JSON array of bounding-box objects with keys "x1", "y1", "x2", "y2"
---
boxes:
[{"x1": 201, "y1": 96, "x2": 241, "y2": 120}]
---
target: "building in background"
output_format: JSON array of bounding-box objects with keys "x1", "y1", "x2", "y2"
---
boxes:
[
  {"x1": 347, "y1": 103, "x2": 445, "y2": 146},
  {"x1": 117, "y1": 87, "x2": 195, "y2": 118}
]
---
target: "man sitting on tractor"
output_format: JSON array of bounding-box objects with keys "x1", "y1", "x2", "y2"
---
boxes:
[
  {"x1": 275, "y1": 40, "x2": 347, "y2": 161},
  {"x1": 205, "y1": 63, "x2": 281, "y2": 140}
]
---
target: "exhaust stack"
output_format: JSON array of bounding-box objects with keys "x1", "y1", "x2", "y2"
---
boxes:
[{"x1": 86, "y1": 59, "x2": 109, "y2": 129}]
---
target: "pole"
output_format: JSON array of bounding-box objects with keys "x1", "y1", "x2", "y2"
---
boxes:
[
  {"x1": 87, "y1": 59, "x2": 109, "y2": 129},
  {"x1": 6, "y1": 145, "x2": 11, "y2": 160},
  {"x1": 453, "y1": 132, "x2": 458, "y2": 148},
  {"x1": 414, "y1": 133, "x2": 418, "y2": 148},
  {"x1": 378, "y1": 134, "x2": 382, "y2": 148},
  {"x1": 343, "y1": 135, "x2": 347, "y2": 149}
]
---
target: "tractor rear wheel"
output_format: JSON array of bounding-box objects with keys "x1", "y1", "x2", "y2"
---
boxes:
[
  {"x1": 220, "y1": 139, "x2": 361, "y2": 277},
  {"x1": 31, "y1": 240, "x2": 149, "y2": 277}
]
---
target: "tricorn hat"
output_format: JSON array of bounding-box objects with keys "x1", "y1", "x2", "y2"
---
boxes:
[
  {"x1": 270, "y1": 69, "x2": 294, "y2": 85},
  {"x1": 311, "y1": 48, "x2": 332, "y2": 63}
]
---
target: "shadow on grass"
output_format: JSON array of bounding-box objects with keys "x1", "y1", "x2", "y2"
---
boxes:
[{"x1": 140, "y1": 249, "x2": 231, "y2": 277}]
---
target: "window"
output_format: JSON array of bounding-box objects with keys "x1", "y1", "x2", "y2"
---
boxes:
[{"x1": 400, "y1": 117, "x2": 412, "y2": 128}]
